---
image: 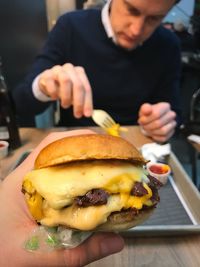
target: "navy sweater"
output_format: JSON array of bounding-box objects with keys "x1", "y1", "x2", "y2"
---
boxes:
[{"x1": 14, "y1": 9, "x2": 182, "y2": 126}]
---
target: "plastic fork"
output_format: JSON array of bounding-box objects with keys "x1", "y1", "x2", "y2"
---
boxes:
[{"x1": 92, "y1": 109, "x2": 127, "y2": 136}]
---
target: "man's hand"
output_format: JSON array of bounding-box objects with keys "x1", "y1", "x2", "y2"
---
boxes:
[
  {"x1": 38, "y1": 63, "x2": 93, "y2": 118},
  {"x1": 138, "y1": 102, "x2": 177, "y2": 143}
]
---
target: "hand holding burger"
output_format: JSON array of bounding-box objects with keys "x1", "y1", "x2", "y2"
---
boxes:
[{"x1": 0, "y1": 130, "x2": 124, "y2": 267}]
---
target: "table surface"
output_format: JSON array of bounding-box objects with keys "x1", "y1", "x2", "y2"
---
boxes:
[
  {"x1": 190, "y1": 141, "x2": 200, "y2": 153},
  {"x1": 1, "y1": 127, "x2": 200, "y2": 267}
]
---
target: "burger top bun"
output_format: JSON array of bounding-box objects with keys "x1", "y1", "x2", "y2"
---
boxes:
[{"x1": 35, "y1": 134, "x2": 146, "y2": 169}]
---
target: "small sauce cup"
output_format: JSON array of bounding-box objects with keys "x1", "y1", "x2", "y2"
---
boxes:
[
  {"x1": 146, "y1": 162, "x2": 171, "y2": 185},
  {"x1": 0, "y1": 141, "x2": 9, "y2": 159}
]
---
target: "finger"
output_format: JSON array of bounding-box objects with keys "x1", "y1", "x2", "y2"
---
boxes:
[
  {"x1": 140, "y1": 110, "x2": 176, "y2": 132},
  {"x1": 151, "y1": 120, "x2": 177, "y2": 136},
  {"x1": 138, "y1": 103, "x2": 152, "y2": 117},
  {"x1": 83, "y1": 88, "x2": 93, "y2": 117},
  {"x1": 147, "y1": 121, "x2": 176, "y2": 143},
  {"x1": 63, "y1": 64, "x2": 85, "y2": 118},
  {"x1": 39, "y1": 67, "x2": 62, "y2": 99},
  {"x1": 40, "y1": 78, "x2": 59, "y2": 100},
  {"x1": 57, "y1": 69, "x2": 73, "y2": 108},
  {"x1": 76, "y1": 66, "x2": 93, "y2": 117},
  {"x1": 138, "y1": 102, "x2": 171, "y2": 125},
  {"x1": 51, "y1": 65, "x2": 64, "y2": 80},
  {"x1": 63, "y1": 232, "x2": 124, "y2": 267},
  {"x1": 151, "y1": 128, "x2": 175, "y2": 143},
  {"x1": 51, "y1": 65, "x2": 69, "y2": 102},
  {"x1": 42, "y1": 232, "x2": 124, "y2": 267}
]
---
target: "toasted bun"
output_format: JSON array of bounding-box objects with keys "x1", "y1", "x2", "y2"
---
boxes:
[
  {"x1": 96, "y1": 208, "x2": 154, "y2": 231},
  {"x1": 35, "y1": 134, "x2": 146, "y2": 169}
]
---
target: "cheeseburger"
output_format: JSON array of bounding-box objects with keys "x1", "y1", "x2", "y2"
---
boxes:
[{"x1": 22, "y1": 134, "x2": 162, "y2": 231}]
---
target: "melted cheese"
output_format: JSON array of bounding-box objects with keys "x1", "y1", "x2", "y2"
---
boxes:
[
  {"x1": 106, "y1": 124, "x2": 121, "y2": 136},
  {"x1": 23, "y1": 160, "x2": 153, "y2": 230},
  {"x1": 23, "y1": 161, "x2": 144, "y2": 209},
  {"x1": 120, "y1": 183, "x2": 152, "y2": 210},
  {"x1": 41, "y1": 196, "x2": 122, "y2": 230},
  {"x1": 41, "y1": 190, "x2": 152, "y2": 230}
]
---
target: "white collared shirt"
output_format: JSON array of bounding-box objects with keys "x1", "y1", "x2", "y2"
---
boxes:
[
  {"x1": 33, "y1": 1, "x2": 115, "y2": 101},
  {"x1": 101, "y1": 0, "x2": 117, "y2": 43}
]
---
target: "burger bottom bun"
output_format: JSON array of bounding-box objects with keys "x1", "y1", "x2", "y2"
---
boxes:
[{"x1": 95, "y1": 208, "x2": 154, "y2": 231}]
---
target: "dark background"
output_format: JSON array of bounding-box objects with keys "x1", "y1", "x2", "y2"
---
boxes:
[
  {"x1": 0, "y1": 0, "x2": 199, "y2": 126},
  {"x1": 0, "y1": 0, "x2": 86, "y2": 125},
  {"x1": 0, "y1": 0, "x2": 47, "y2": 92}
]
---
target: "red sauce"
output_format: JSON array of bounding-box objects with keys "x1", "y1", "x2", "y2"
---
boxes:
[
  {"x1": 0, "y1": 143, "x2": 5, "y2": 148},
  {"x1": 149, "y1": 164, "x2": 169, "y2": 175}
]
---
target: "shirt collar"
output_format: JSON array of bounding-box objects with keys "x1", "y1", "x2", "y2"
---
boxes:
[{"x1": 101, "y1": 0, "x2": 117, "y2": 43}]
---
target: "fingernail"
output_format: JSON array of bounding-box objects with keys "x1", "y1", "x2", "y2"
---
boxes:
[
  {"x1": 84, "y1": 109, "x2": 92, "y2": 117},
  {"x1": 62, "y1": 104, "x2": 70, "y2": 109},
  {"x1": 75, "y1": 112, "x2": 82, "y2": 118}
]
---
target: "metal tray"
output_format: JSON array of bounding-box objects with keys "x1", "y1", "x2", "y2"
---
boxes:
[
  {"x1": 123, "y1": 175, "x2": 200, "y2": 236},
  {"x1": 123, "y1": 153, "x2": 200, "y2": 236},
  {"x1": 15, "y1": 151, "x2": 200, "y2": 236}
]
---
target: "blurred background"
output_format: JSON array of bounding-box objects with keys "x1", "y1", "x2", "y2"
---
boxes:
[
  {"x1": 0, "y1": 0, "x2": 199, "y2": 126},
  {"x1": 0, "y1": 0, "x2": 200, "y2": 185}
]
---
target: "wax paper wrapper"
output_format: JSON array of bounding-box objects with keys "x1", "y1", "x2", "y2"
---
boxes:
[{"x1": 24, "y1": 226, "x2": 92, "y2": 252}]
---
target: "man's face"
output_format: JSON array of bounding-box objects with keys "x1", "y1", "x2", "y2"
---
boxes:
[{"x1": 110, "y1": 0, "x2": 176, "y2": 50}]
